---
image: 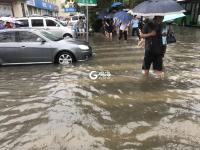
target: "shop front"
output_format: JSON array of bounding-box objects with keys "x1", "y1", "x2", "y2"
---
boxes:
[{"x1": 26, "y1": 0, "x2": 58, "y2": 16}]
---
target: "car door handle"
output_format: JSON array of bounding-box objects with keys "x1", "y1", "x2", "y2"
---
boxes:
[{"x1": 21, "y1": 46, "x2": 26, "y2": 48}]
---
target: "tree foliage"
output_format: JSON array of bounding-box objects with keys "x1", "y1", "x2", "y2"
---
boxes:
[
  {"x1": 85, "y1": 0, "x2": 146, "y2": 32},
  {"x1": 96, "y1": 0, "x2": 113, "y2": 9},
  {"x1": 96, "y1": 0, "x2": 146, "y2": 9}
]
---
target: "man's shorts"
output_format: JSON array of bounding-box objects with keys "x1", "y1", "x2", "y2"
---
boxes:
[
  {"x1": 79, "y1": 28, "x2": 85, "y2": 33},
  {"x1": 142, "y1": 50, "x2": 163, "y2": 71}
]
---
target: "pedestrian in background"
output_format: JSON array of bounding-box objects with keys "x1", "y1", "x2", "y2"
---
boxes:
[
  {"x1": 137, "y1": 17, "x2": 146, "y2": 48},
  {"x1": 5, "y1": 22, "x2": 12, "y2": 29},
  {"x1": 119, "y1": 22, "x2": 129, "y2": 41},
  {"x1": 161, "y1": 23, "x2": 168, "y2": 58},
  {"x1": 161, "y1": 22, "x2": 174, "y2": 58},
  {"x1": 105, "y1": 19, "x2": 113, "y2": 40},
  {"x1": 73, "y1": 22, "x2": 79, "y2": 38},
  {"x1": 139, "y1": 17, "x2": 145, "y2": 32},
  {"x1": 113, "y1": 18, "x2": 121, "y2": 35},
  {"x1": 77, "y1": 17, "x2": 85, "y2": 37},
  {"x1": 131, "y1": 15, "x2": 140, "y2": 40},
  {"x1": 0, "y1": 21, "x2": 5, "y2": 30}
]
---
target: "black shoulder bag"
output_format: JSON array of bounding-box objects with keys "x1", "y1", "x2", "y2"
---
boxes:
[{"x1": 167, "y1": 32, "x2": 176, "y2": 44}]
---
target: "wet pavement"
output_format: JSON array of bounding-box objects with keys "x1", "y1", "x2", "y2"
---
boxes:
[{"x1": 1, "y1": 26, "x2": 200, "y2": 150}]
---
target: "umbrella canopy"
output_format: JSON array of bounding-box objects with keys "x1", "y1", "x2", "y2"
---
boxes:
[
  {"x1": 131, "y1": 0, "x2": 185, "y2": 16},
  {"x1": 112, "y1": 2, "x2": 122, "y2": 7},
  {"x1": 163, "y1": 13, "x2": 185, "y2": 22},
  {"x1": 114, "y1": 11, "x2": 132, "y2": 23},
  {"x1": 127, "y1": 10, "x2": 135, "y2": 16}
]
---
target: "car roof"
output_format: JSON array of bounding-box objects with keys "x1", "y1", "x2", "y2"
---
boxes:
[{"x1": 16, "y1": 16, "x2": 56, "y2": 20}]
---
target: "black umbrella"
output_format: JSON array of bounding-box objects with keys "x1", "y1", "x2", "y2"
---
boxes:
[
  {"x1": 105, "y1": 13, "x2": 115, "y2": 19},
  {"x1": 131, "y1": 0, "x2": 185, "y2": 16}
]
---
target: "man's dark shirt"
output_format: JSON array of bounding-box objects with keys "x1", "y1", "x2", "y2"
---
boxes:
[
  {"x1": 142, "y1": 21, "x2": 163, "y2": 55},
  {"x1": 142, "y1": 21, "x2": 155, "y2": 52}
]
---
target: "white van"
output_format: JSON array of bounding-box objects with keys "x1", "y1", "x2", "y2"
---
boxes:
[{"x1": 15, "y1": 16, "x2": 76, "y2": 38}]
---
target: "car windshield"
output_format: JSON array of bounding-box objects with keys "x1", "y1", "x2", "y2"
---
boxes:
[
  {"x1": 56, "y1": 19, "x2": 67, "y2": 26},
  {"x1": 40, "y1": 31, "x2": 63, "y2": 41}
]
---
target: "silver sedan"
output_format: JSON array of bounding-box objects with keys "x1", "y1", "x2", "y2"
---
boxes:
[{"x1": 0, "y1": 29, "x2": 92, "y2": 66}]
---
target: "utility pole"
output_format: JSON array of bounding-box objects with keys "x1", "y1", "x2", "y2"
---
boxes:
[{"x1": 86, "y1": 5, "x2": 89, "y2": 42}]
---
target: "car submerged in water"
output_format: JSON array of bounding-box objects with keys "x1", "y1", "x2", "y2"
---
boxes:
[{"x1": 0, "y1": 29, "x2": 92, "y2": 66}]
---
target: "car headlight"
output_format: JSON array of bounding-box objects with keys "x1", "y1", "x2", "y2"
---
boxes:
[{"x1": 78, "y1": 45, "x2": 89, "y2": 50}]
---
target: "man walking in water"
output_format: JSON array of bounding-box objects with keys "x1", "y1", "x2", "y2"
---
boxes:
[
  {"x1": 131, "y1": 15, "x2": 140, "y2": 40},
  {"x1": 77, "y1": 17, "x2": 86, "y2": 38},
  {"x1": 119, "y1": 22, "x2": 129, "y2": 41},
  {"x1": 139, "y1": 16, "x2": 165, "y2": 79}
]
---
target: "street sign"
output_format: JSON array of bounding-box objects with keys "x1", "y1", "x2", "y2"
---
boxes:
[
  {"x1": 64, "y1": 2, "x2": 77, "y2": 12},
  {"x1": 64, "y1": 7, "x2": 77, "y2": 12},
  {"x1": 76, "y1": 0, "x2": 97, "y2": 6}
]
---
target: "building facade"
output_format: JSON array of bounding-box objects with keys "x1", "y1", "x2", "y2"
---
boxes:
[
  {"x1": 177, "y1": 0, "x2": 200, "y2": 26},
  {"x1": 0, "y1": 0, "x2": 59, "y2": 17},
  {"x1": 0, "y1": 0, "x2": 27, "y2": 17},
  {"x1": 26, "y1": 0, "x2": 59, "y2": 17}
]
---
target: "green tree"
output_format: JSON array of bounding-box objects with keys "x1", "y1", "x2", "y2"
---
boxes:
[
  {"x1": 96, "y1": 0, "x2": 112, "y2": 9},
  {"x1": 128, "y1": 0, "x2": 146, "y2": 8}
]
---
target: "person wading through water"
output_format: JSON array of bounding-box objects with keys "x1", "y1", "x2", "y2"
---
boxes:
[{"x1": 139, "y1": 16, "x2": 165, "y2": 79}]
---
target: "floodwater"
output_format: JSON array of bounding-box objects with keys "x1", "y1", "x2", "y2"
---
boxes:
[{"x1": 1, "y1": 26, "x2": 200, "y2": 150}]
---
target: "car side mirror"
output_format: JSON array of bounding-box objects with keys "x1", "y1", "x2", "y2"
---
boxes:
[
  {"x1": 36, "y1": 37, "x2": 46, "y2": 44},
  {"x1": 56, "y1": 24, "x2": 60, "y2": 27}
]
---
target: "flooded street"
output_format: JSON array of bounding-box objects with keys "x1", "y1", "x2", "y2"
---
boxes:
[{"x1": 1, "y1": 26, "x2": 200, "y2": 149}]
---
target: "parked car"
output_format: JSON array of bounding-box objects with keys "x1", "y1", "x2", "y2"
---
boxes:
[
  {"x1": 15, "y1": 16, "x2": 76, "y2": 38},
  {"x1": 0, "y1": 29, "x2": 92, "y2": 66}
]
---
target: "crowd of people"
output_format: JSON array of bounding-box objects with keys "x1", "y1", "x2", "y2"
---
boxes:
[
  {"x1": 102, "y1": 15, "x2": 145, "y2": 43},
  {"x1": 101, "y1": 15, "x2": 173, "y2": 79}
]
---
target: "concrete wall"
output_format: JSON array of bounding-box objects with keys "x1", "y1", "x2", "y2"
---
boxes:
[
  {"x1": 12, "y1": 1, "x2": 23, "y2": 17},
  {"x1": 0, "y1": 3, "x2": 13, "y2": 16}
]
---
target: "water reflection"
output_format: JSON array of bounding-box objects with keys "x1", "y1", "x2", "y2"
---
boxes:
[{"x1": 1, "y1": 27, "x2": 200, "y2": 149}]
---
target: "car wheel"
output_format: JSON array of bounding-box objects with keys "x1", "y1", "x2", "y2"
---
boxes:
[
  {"x1": 63, "y1": 33, "x2": 73, "y2": 38},
  {"x1": 55, "y1": 52, "x2": 75, "y2": 65}
]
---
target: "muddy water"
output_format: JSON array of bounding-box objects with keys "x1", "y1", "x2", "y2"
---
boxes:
[{"x1": 0, "y1": 26, "x2": 200, "y2": 149}]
